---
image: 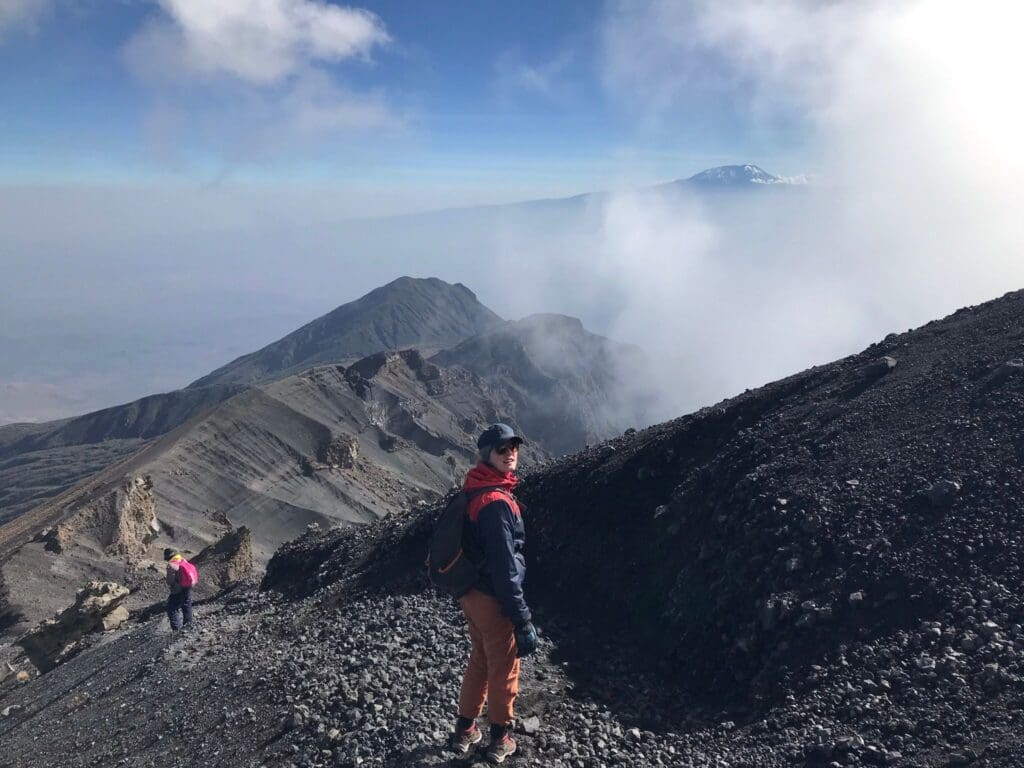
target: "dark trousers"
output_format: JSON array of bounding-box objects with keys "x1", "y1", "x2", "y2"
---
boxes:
[{"x1": 167, "y1": 588, "x2": 193, "y2": 630}]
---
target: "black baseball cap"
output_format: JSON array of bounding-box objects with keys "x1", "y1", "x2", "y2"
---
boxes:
[{"x1": 477, "y1": 423, "x2": 524, "y2": 453}]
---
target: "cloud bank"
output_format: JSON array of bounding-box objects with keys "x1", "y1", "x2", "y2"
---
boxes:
[{"x1": 541, "y1": 0, "x2": 1024, "y2": 419}]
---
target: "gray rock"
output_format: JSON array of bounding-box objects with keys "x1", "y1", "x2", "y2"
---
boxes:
[
  {"x1": 864, "y1": 356, "x2": 898, "y2": 378},
  {"x1": 520, "y1": 715, "x2": 541, "y2": 735},
  {"x1": 982, "y1": 359, "x2": 1024, "y2": 389},
  {"x1": 926, "y1": 480, "x2": 961, "y2": 508}
]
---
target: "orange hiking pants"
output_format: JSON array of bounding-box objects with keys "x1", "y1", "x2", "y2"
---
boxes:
[{"x1": 458, "y1": 589, "x2": 520, "y2": 726}]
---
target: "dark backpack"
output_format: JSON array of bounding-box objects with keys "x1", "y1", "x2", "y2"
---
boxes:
[{"x1": 426, "y1": 487, "x2": 497, "y2": 598}]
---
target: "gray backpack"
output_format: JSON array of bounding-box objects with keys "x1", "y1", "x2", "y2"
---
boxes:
[{"x1": 426, "y1": 488, "x2": 496, "y2": 598}]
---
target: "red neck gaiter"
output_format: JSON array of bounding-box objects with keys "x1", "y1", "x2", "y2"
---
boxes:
[{"x1": 463, "y1": 461, "x2": 517, "y2": 493}]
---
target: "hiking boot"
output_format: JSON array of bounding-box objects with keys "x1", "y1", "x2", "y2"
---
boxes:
[
  {"x1": 486, "y1": 733, "x2": 517, "y2": 764},
  {"x1": 449, "y1": 723, "x2": 482, "y2": 755}
]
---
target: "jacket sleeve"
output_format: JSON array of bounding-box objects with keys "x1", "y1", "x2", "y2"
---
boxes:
[
  {"x1": 476, "y1": 500, "x2": 531, "y2": 626},
  {"x1": 166, "y1": 563, "x2": 179, "y2": 590}
]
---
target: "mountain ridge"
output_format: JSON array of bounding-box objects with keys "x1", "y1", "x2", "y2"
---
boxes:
[
  {"x1": 187, "y1": 276, "x2": 504, "y2": 391},
  {"x1": 0, "y1": 278, "x2": 505, "y2": 526}
]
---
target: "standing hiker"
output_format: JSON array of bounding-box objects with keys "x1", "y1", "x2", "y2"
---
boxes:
[
  {"x1": 450, "y1": 423, "x2": 538, "y2": 764},
  {"x1": 163, "y1": 548, "x2": 197, "y2": 631}
]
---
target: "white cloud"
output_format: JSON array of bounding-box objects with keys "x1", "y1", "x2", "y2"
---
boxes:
[
  {"x1": 123, "y1": 0, "x2": 399, "y2": 167},
  {"x1": 131, "y1": 0, "x2": 389, "y2": 85},
  {"x1": 600, "y1": 0, "x2": 859, "y2": 122},
  {"x1": 0, "y1": 0, "x2": 53, "y2": 35}
]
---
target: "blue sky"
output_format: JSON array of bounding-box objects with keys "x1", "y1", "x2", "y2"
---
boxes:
[{"x1": 0, "y1": 0, "x2": 807, "y2": 198}]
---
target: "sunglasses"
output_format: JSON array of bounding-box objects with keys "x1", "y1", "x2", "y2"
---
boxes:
[{"x1": 495, "y1": 442, "x2": 520, "y2": 455}]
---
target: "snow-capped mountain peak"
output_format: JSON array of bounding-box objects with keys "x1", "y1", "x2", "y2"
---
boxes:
[{"x1": 685, "y1": 164, "x2": 807, "y2": 187}]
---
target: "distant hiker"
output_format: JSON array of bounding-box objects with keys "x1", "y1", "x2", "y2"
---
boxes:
[
  {"x1": 163, "y1": 548, "x2": 197, "y2": 631},
  {"x1": 449, "y1": 423, "x2": 537, "y2": 763}
]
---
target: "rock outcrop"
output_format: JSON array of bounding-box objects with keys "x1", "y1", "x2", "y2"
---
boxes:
[
  {"x1": 191, "y1": 526, "x2": 254, "y2": 592},
  {"x1": 321, "y1": 434, "x2": 358, "y2": 469},
  {"x1": 38, "y1": 476, "x2": 158, "y2": 561},
  {"x1": 17, "y1": 581, "x2": 130, "y2": 672},
  {"x1": 0, "y1": 566, "x2": 20, "y2": 632}
]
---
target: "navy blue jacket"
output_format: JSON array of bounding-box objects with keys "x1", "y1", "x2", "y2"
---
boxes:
[{"x1": 468, "y1": 497, "x2": 531, "y2": 626}]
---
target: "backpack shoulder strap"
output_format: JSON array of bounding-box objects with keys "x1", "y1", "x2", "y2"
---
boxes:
[
  {"x1": 465, "y1": 485, "x2": 505, "y2": 500},
  {"x1": 465, "y1": 485, "x2": 516, "y2": 523}
]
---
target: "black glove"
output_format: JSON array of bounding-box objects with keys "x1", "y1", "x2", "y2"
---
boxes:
[{"x1": 514, "y1": 621, "x2": 538, "y2": 658}]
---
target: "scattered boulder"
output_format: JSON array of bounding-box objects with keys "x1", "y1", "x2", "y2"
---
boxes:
[
  {"x1": 100, "y1": 605, "x2": 130, "y2": 631},
  {"x1": 17, "y1": 581, "x2": 130, "y2": 672}
]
